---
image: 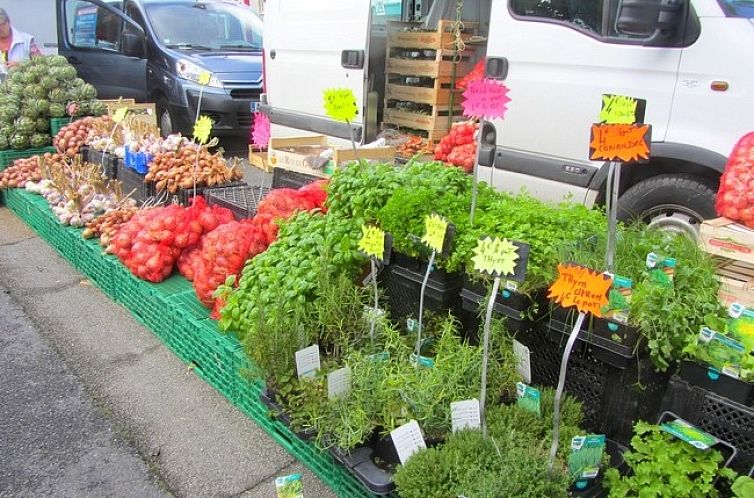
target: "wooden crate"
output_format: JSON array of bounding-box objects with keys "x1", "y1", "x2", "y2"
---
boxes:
[
  {"x1": 385, "y1": 76, "x2": 460, "y2": 106},
  {"x1": 268, "y1": 136, "x2": 395, "y2": 177},
  {"x1": 386, "y1": 55, "x2": 473, "y2": 79},
  {"x1": 383, "y1": 106, "x2": 463, "y2": 134},
  {"x1": 386, "y1": 20, "x2": 478, "y2": 50},
  {"x1": 713, "y1": 257, "x2": 754, "y2": 308},
  {"x1": 248, "y1": 147, "x2": 272, "y2": 173}
]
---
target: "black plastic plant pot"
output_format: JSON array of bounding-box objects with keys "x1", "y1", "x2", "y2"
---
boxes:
[
  {"x1": 678, "y1": 360, "x2": 754, "y2": 406},
  {"x1": 462, "y1": 274, "x2": 545, "y2": 314},
  {"x1": 393, "y1": 251, "x2": 461, "y2": 286},
  {"x1": 259, "y1": 388, "x2": 316, "y2": 442},
  {"x1": 460, "y1": 288, "x2": 531, "y2": 344},
  {"x1": 569, "y1": 439, "x2": 628, "y2": 498},
  {"x1": 327, "y1": 434, "x2": 398, "y2": 496}
]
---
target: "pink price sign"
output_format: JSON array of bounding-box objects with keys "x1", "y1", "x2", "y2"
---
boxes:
[
  {"x1": 251, "y1": 111, "x2": 270, "y2": 147},
  {"x1": 461, "y1": 79, "x2": 511, "y2": 120}
]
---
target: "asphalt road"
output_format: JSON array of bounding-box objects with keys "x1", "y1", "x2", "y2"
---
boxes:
[{"x1": 0, "y1": 205, "x2": 336, "y2": 497}]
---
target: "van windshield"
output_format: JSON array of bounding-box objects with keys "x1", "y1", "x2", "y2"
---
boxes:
[
  {"x1": 144, "y1": 2, "x2": 263, "y2": 50},
  {"x1": 719, "y1": 0, "x2": 754, "y2": 17}
]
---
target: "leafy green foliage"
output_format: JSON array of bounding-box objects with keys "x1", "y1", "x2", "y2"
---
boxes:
[
  {"x1": 732, "y1": 475, "x2": 754, "y2": 498},
  {"x1": 604, "y1": 422, "x2": 736, "y2": 498}
]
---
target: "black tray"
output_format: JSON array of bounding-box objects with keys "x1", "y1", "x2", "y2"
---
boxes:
[
  {"x1": 459, "y1": 287, "x2": 531, "y2": 343},
  {"x1": 116, "y1": 159, "x2": 151, "y2": 204},
  {"x1": 328, "y1": 433, "x2": 398, "y2": 496},
  {"x1": 151, "y1": 181, "x2": 248, "y2": 206},
  {"x1": 259, "y1": 389, "x2": 316, "y2": 442},
  {"x1": 678, "y1": 360, "x2": 754, "y2": 406},
  {"x1": 394, "y1": 252, "x2": 460, "y2": 286},
  {"x1": 204, "y1": 184, "x2": 271, "y2": 219}
]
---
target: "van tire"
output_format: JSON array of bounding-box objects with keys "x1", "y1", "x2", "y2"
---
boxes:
[
  {"x1": 617, "y1": 174, "x2": 717, "y2": 237},
  {"x1": 156, "y1": 97, "x2": 175, "y2": 137}
]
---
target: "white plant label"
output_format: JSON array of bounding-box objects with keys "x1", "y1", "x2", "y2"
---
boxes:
[
  {"x1": 451, "y1": 399, "x2": 481, "y2": 433},
  {"x1": 391, "y1": 420, "x2": 426, "y2": 464},
  {"x1": 327, "y1": 366, "x2": 352, "y2": 400},
  {"x1": 295, "y1": 344, "x2": 321, "y2": 379},
  {"x1": 513, "y1": 339, "x2": 532, "y2": 384}
]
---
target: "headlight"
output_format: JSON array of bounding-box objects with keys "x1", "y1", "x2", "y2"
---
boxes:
[{"x1": 176, "y1": 60, "x2": 222, "y2": 88}]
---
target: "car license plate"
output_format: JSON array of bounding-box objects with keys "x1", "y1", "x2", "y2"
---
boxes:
[{"x1": 250, "y1": 102, "x2": 260, "y2": 112}]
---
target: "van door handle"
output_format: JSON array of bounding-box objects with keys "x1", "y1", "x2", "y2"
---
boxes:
[
  {"x1": 486, "y1": 57, "x2": 508, "y2": 80},
  {"x1": 67, "y1": 56, "x2": 81, "y2": 65},
  {"x1": 477, "y1": 121, "x2": 496, "y2": 167},
  {"x1": 341, "y1": 50, "x2": 364, "y2": 69}
]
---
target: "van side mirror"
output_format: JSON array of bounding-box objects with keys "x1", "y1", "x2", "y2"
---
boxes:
[
  {"x1": 123, "y1": 32, "x2": 146, "y2": 58},
  {"x1": 616, "y1": 0, "x2": 685, "y2": 42}
]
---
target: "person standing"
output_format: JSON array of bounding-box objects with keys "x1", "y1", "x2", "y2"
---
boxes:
[{"x1": 0, "y1": 8, "x2": 41, "y2": 69}]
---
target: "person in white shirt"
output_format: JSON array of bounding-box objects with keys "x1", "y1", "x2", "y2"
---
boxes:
[{"x1": 0, "y1": 8, "x2": 41, "y2": 69}]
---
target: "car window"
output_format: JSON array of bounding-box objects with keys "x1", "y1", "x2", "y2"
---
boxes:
[
  {"x1": 510, "y1": 0, "x2": 605, "y2": 34},
  {"x1": 372, "y1": 0, "x2": 403, "y2": 24},
  {"x1": 65, "y1": 0, "x2": 123, "y2": 51}
]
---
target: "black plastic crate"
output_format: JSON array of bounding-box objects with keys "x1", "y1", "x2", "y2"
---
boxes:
[
  {"x1": 271, "y1": 166, "x2": 323, "y2": 189},
  {"x1": 328, "y1": 434, "x2": 396, "y2": 496},
  {"x1": 116, "y1": 159, "x2": 151, "y2": 204},
  {"x1": 660, "y1": 376, "x2": 754, "y2": 473},
  {"x1": 393, "y1": 252, "x2": 461, "y2": 286},
  {"x1": 516, "y1": 325, "x2": 670, "y2": 446},
  {"x1": 204, "y1": 184, "x2": 271, "y2": 219},
  {"x1": 678, "y1": 360, "x2": 754, "y2": 406},
  {"x1": 378, "y1": 262, "x2": 462, "y2": 327},
  {"x1": 85, "y1": 149, "x2": 118, "y2": 179},
  {"x1": 152, "y1": 181, "x2": 248, "y2": 206},
  {"x1": 459, "y1": 288, "x2": 532, "y2": 343}
]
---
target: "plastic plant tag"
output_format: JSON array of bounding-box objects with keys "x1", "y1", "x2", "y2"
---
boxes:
[
  {"x1": 406, "y1": 318, "x2": 419, "y2": 334},
  {"x1": 513, "y1": 339, "x2": 532, "y2": 384},
  {"x1": 646, "y1": 252, "x2": 676, "y2": 285},
  {"x1": 391, "y1": 420, "x2": 427, "y2": 464},
  {"x1": 697, "y1": 327, "x2": 746, "y2": 378},
  {"x1": 275, "y1": 473, "x2": 304, "y2": 498},
  {"x1": 548, "y1": 263, "x2": 612, "y2": 317},
  {"x1": 421, "y1": 213, "x2": 452, "y2": 256},
  {"x1": 602, "y1": 274, "x2": 632, "y2": 324},
  {"x1": 327, "y1": 366, "x2": 352, "y2": 400},
  {"x1": 569, "y1": 435, "x2": 606, "y2": 485},
  {"x1": 362, "y1": 305, "x2": 385, "y2": 322},
  {"x1": 727, "y1": 304, "x2": 754, "y2": 352},
  {"x1": 368, "y1": 351, "x2": 390, "y2": 362},
  {"x1": 295, "y1": 344, "x2": 321, "y2": 380},
  {"x1": 504, "y1": 280, "x2": 519, "y2": 293},
  {"x1": 516, "y1": 382, "x2": 541, "y2": 417},
  {"x1": 410, "y1": 353, "x2": 435, "y2": 368},
  {"x1": 451, "y1": 399, "x2": 481, "y2": 433},
  {"x1": 661, "y1": 418, "x2": 718, "y2": 450}
]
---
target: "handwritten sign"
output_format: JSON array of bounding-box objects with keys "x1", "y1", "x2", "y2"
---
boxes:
[
  {"x1": 461, "y1": 78, "x2": 511, "y2": 120},
  {"x1": 599, "y1": 94, "x2": 645, "y2": 125},
  {"x1": 548, "y1": 263, "x2": 612, "y2": 317},
  {"x1": 358, "y1": 225, "x2": 386, "y2": 262},
  {"x1": 252, "y1": 111, "x2": 270, "y2": 147},
  {"x1": 198, "y1": 71, "x2": 212, "y2": 86},
  {"x1": 589, "y1": 123, "x2": 651, "y2": 163},
  {"x1": 323, "y1": 88, "x2": 358, "y2": 122},
  {"x1": 193, "y1": 115, "x2": 213, "y2": 145},
  {"x1": 471, "y1": 237, "x2": 519, "y2": 277},
  {"x1": 112, "y1": 107, "x2": 129, "y2": 124},
  {"x1": 421, "y1": 213, "x2": 449, "y2": 254}
]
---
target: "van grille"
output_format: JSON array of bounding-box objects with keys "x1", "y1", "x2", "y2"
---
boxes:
[
  {"x1": 230, "y1": 88, "x2": 262, "y2": 100},
  {"x1": 237, "y1": 113, "x2": 253, "y2": 127}
]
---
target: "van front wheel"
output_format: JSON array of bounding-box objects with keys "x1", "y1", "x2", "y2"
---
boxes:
[
  {"x1": 617, "y1": 174, "x2": 717, "y2": 238},
  {"x1": 156, "y1": 97, "x2": 175, "y2": 137}
]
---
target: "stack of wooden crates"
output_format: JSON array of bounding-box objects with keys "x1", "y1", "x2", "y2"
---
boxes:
[
  {"x1": 700, "y1": 217, "x2": 754, "y2": 308},
  {"x1": 383, "y1": 20, "x2": 478, "y2": 143}
]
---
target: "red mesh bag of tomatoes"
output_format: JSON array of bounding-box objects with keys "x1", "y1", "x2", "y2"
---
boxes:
[
  {"x1": 434, "y1": 122, "x2": 478, "y2": 173},
  {"x1": 716, "y1": 132, "x2": 754, "y2": 227}
]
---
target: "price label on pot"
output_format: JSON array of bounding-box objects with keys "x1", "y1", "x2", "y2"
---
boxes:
[
  {"x1": 513, "y1": 340, "x2": 531, "y2": 384},
  {"x1": 295, "y1": 344, "x2": 321, "y2": 380},
  {"x1": 327, "y1": 366, "x2": 352, "y2": 400},
  {"x1": 358, "y1": 225, "x2": 391, "y2": 264},
  {"x1": 548, "y1": 263, "x2": 612, "y2": 317},
  {"x1": 568, "y1": 435, "x2": 606, "y2": 481},
  {"x1": 697, "y1": 327, "x2": 746, "y2": 377},
  {"x1": 451, "y1": 399, "x2": 481, "y2": 433},
  {"x1": 323, "y1": 87, "x2": 358, "y2": 122},
  {"x1": 471, "y1": 237, "x2": 520, "y2": 277},
  {"x1": 516, "y1": 382, "x2": 541, "y2": 417},
  {"x1": 599, "y1": 94, "x2": 646, "y2": 125},
  {"x1": 391, "y1": 420, "x2": 427, "y2": 464},
  {"x1": 421, "y1": 213, "x2": 452, "y2": 256},
  {"x1": 198, "y1": 71, "x2": 212, "y2": 86},
  {"x1": 112, "y1": 107, "x2": 128, "y2": 124},
  {"x1": 661, "y1": 418, "x2": 718, "y2": 450}
]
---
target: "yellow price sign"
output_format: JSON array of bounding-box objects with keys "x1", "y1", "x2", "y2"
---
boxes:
[
  {"x1": 112, "y1": 106, "x2": 129, "y2": 124},
  {"x1": 323, "y1": 87, "x2": 358, "y2": 122},
  {"x1": 193, "y1": 115, "x2": 213, "y2": 145},
  {"x1": 421, "y1": 213, "x2": 449, "y2": 254},
  {"x1": 598, "y1": 94, "x2": 644, "y2": 125},
  {"x1": 198, "y1": 71, "x2": 212, "y2": 86},
  {"x1": 471, "y1": 237, "x2": 519, "y2": 276},
  {"x1": 358, "y1": 225, "x2": 386, "y2": 261}
]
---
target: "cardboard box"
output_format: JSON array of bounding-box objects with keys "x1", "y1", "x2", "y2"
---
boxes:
[
  {"x1": 268, "y1": 136, "x2": 395, "y2": 177},
  {"x1": 700, "y1": 217, "x2": 754, "y2": 265},
  {"x1": 103, "y1": 101, "x2": 158, "y2": 129}
]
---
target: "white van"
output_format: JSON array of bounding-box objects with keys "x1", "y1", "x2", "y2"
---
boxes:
[{"x1": 261, "y1": 0, "x2": 754, "y2": 236}]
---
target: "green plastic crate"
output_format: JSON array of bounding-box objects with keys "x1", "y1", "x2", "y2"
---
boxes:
[
  {"x1": 150, "y1": 274, "x2": 194, "y2": 297},
  {"x1": 79, "y1": 239, "x2": 121, "y2": 300},
  {"x1": 0, "y1": 147, "x2": 56, "y2": 169},
  {"x1": 166, "y1": 290, "x2": 210, "y2": 321},
  {"x1": 50, "y1": 117, "x2": 72, "y2": 136}
]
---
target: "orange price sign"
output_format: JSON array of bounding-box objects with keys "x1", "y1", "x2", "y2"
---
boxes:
[
  {"x1": 589, "y1": 123, "x2": 651, "y2": 163},
  {"x1": 548, "y1": 263, "x2": 613, "y2": 317}
]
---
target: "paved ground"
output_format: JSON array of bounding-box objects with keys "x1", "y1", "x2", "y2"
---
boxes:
[{"x1": 0, "y1": 206, "x2": 336, "y2": 498}]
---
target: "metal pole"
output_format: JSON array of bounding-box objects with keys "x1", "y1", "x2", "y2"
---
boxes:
[
  {"x1": 548, "y1": 311, "x2": 586, "y2": 472},
  {"x1": 470, "y1": 119, "x2": 483, "y2": 226},
  {"x1": 369, "y1": 257, "x2": 379, "y2": 342},
  {"x1": 606, "y1": 161, "x2": 621, "y2": 274},
  {"x1": 416, "y1": 250, "x2": 437, "y2": 360},
  {"x1": 480, "y1": 275, "x2": 502, "y2": 437}
]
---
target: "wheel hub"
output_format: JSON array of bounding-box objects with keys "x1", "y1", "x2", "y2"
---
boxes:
[{"x1": 645, "y1": 204, "x2": 702, "y2": 239}]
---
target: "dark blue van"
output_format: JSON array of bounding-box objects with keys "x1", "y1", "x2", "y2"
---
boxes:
[{"x1": 56, "y1": 0, "x2": 263, "y2": 139}]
